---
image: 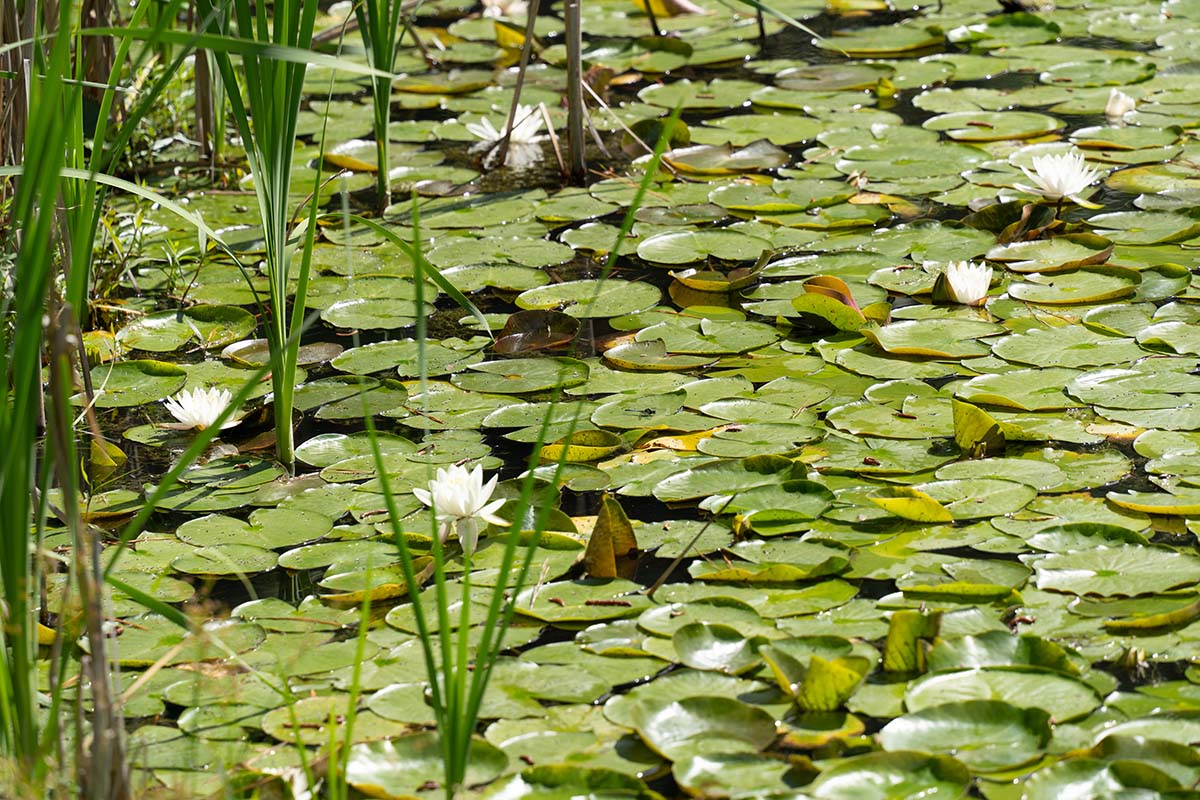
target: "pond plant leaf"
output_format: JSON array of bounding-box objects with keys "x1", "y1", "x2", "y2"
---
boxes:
[
  {"x1": 672, "y1": 623, "x2": 764, "y2": 675},
  {"x1": 789, "y1": 275, "x2": 870, "y2": 331},
  {"x1": 482, "y1": 766, "x2": 666, "y2": 800},
  {"x1": 952, "y1": 399, "x2": 1006, "y2": 458},
  {"x1": 584, "y1": 494, "x2": 638, "y2": 580},
  {"x1": 631, "y1": 696, "x2": 778, "y2": 761},
  {"x1": 879, "y1": 699, "x2": 1051, "y2": 772},
  {"x1": 807, "y1": 750, "x2": 971, "y2": 799},
  {"x1": 346, "y1": 732, "x2": 508, "y2": 798},
  {"x1": 495, "y1": 310, "x2": 581, "y2": 354},
  {"x1": 760, "y1": 647, "x2": 870, "y2": 712},
  {"x1": 882, "y1": 609, "x2": 942, "y2": 674},
  {"x1": 869, "y1": 487, "x2": 953, "y2": 523},
  {"x1": 540, "y1": 430, "x2": 625, "y2": 463}
]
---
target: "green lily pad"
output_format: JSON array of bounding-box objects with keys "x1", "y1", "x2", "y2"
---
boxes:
[
  {"x1": 515, "y1": 579, "x2": 650, "y2": 624},
  {"x1": 631, "y1": 696, "x2": 777, "y2": 761},
  {"x1": 987, "y1": 235, "x2": 1114, "y2": 274},
  {"x1": 956, "y1": 369, "x2": 1082, "y2": 411},
  {"x1": 482, "y1": 766, "x2": 665, "y2": 800},
  {"x1": 817, "y1": 24, "x2": 944, "y2": 56},
  {"x1": 176, "y1": 509, "x2": 333, "y2": 549},
  {"x1": 170, "y1": 544, "x2": 278, "y2": 577},
  {"x1": 117, "y1": 305, "x2": 256, "y2": 352},
  {"x1": 346, "y1": 733, "x2": 507, "y2": 796},
  {"x1": 991, "y1": 326, "x2": 1146, "y2": 368},
  {"x1": 1020, "y1": 757, "x2": 1184, "y2": 800},
  {"x1": 879, "y1": 699, "x2": 1051, "y2": 771},
  {"x1": 862, "y1": 319, "x2": 1003, "y2": 359},
  {"x1": 637, "y1": 229, "x2": 770, "y2": 265},
  {"x1": 1088, "y1": 211, "x2": 1200, "y2": 246},
  {"x1": 808, "y1": 751, "x2": 971, "y2": 799},
  {"x1": 924, "y1": 110, "x2": 1063, "y2": 142},
  {"x1": 451, "y1": 358, "x2": 589, "y2": 394},
  {"x1": 1031, "y1": 545, "x2": 1200, "y2": 597},
  {"x1": 83, "y1": 360, "x2": 188, "y2": 408},
  {"x1": 662, "y1": 141, "x2": 789, "y2": 175},
  {"x1": 516, "y1": 280, "x2": 661, "y2": 319},
  {"x1": 905, "y1": 668, "x2": 1102, "y2": 722},
  {"x1": 672, "y1": 623, "x2": 764, "y2": 675},
  {"x1": 1007, "y1": 268, "x2": 1140, "y2": 306}
]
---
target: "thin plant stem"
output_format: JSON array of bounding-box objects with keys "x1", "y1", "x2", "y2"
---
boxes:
[{"x1": 563, "y1": 0, "x2": 585, "y2": 182}]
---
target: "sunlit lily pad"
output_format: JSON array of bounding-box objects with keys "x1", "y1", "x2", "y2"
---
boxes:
[
  {"x1": 906, "y1": 668, "x2": 1102, "y2": 722},
  {"x1": 346, "y1": 733, "x2": 507, "y2": 796},
  {"x1": 879, "y1": 699, "x2": 1051, "y2": 771},
  {"x1": 862, "y1": 319, "x2": 1003, "y2": 359},
  {"x1": 516, "y1": 579, "x2": 650, "y2": 624},
  {"x1": 117, "y1": 305, "x2": 256, "y2": 352},
  {"x1": 83, "y1": 360, "x2": 188, "y2": 408},
  {"x1": 451, "y1": 358, "x2": 589, "y2": 394},
  {"x1": 516, "y1": 279, "x2": 661, "y2": 319},
  {"x1": 817, "y1": 24, "x2": 944, "y2": 56},
  {"x1": 170, "y1": 544, "x2": 278, "y2": 577},
  {"x1": 924, "y1": 110, "x2": 1062, "y2": 142},
  {"x1": 661, "y1": 141, "x2": 789, "y2": 175},
  {"x1": 1031, "y1": 545, "x2": 1200, "y2": 597},
  {"x1": 992, "y1": 326, "x2": 1146, "y2": 368},
  {"x1": 808, "y1": 751, "x2": 970, "y2": 799},
  {"x1": 956, "y1": 369, "x2": 1082, "y2": 411},
  {"x1": 987, "y1": 234, "x2": 1113, "y2": 274},
  {"x1": 631, "y1": 696, "x2": 777, "y2": 761},
  {"x1": 637, "y1": 229, "x2": 770, "y2": 265},
  {"x1": 1008, "y1": 268, "x2": 1141, "y2": 306},
  {"x1": 1088, "y1": 211, "x2": 1200, "y2": 246}
]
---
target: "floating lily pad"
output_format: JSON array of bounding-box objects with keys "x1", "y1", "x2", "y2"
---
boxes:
[
  {"x1": 117, "y1": 305, "x2": 256, "y2": 352},
  {"x1": 1008, "y1": 268, "x2": 1141, "y2": 306},
  {"x1": 631, "y1": 696, "x2": 777, "y2": 761},
  {"x1": 451, "y1": 358, "x2": 589, "y2": 394},
  {"x1": 346, "y1": 733, "x2": 507, "y2": 796},
  {"x1": 924, "y1": 110, "x2": 1063, "y2": 142},
  {"x1": 808, "y1": 751, "x2": 971, "y2": 799},
  {"x1": 879, "y1": 699, "x2": 1051, "y2": 771},
  {"x1": 817, "y1": 24, "x2": 944, "y2": 56},
  {"x1": 84, "y1": 360, "x2": 188, "y2": 408},
  {"x1": 906, "y1": 668, "x2": 1102, "y2": 722},
  {"x1": 516, "y1": 280, "x2": 661, "y2": 319},
  {"x1": 1031, "y1": 545, "x2": 1200, "y2": 597},
  {"x1": 637, "y1": 229, "x2": 770, "y2": 265}
]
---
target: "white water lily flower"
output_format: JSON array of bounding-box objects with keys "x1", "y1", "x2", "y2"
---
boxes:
[
  {"x1": 1105, "y1": 88, "x2": 1137, "y2": 122},
  {"x1": 945, "y1": 261, "x2": 992, "y2": 307},
  {"x1": 1014, "y1": 150, "x2": 1102, "y2": 202},
  {"x1": 481, "y1": 0, "x2": 528, "y2": 17},
  {"x1": 161, "y1": 386, "x2": 242, "y2": 431},
  {"x1": 412, "y1": 464, "x2": 507, "y2": 554},
  {"x1": 465, "y1": 104, "x2": 547, "y2": 169}
]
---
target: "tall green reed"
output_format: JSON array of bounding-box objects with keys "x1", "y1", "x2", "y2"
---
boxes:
[
  {"x1": 0, "y1": 0, "x2": 78, "y2": 778},
  {"x1": 352, "y1": 0, "x2": 415, "y2": 209},
  {"x1": 0, "y1": 4, "x2": 300, "y2": 789},
  {"x1": 62, "y1": 0, "x2": 192, "y2": 317},
  {"x1": 194, "y1": 0, "x2": 320, "y2": 474}
]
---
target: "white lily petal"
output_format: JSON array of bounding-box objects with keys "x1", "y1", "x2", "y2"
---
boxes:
[
  {"x1": 944, "y1": 261, "x2": 992, "y2": 307},
  {"x1": 457, "y1": 518, "x2": 480, "y2": 555},
  {"x1": 1105, "y1": 88, "x2": 1136, "y2": 121},
  {"x1": 161, "y1": 386, "x2": 242, "y2": 431},
  {"x1": 1012, "y1": 149, "x2": 1101, "y2": 202},
  {"x1": 477, "y1": 498, "x2": 508, "y2": 528},
  {"x1": 466, "y1": 104, "x2": 548, "y2": 170},
  {"x1": 414, "y1": 465, "x2": 508, "y2": 544}
]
